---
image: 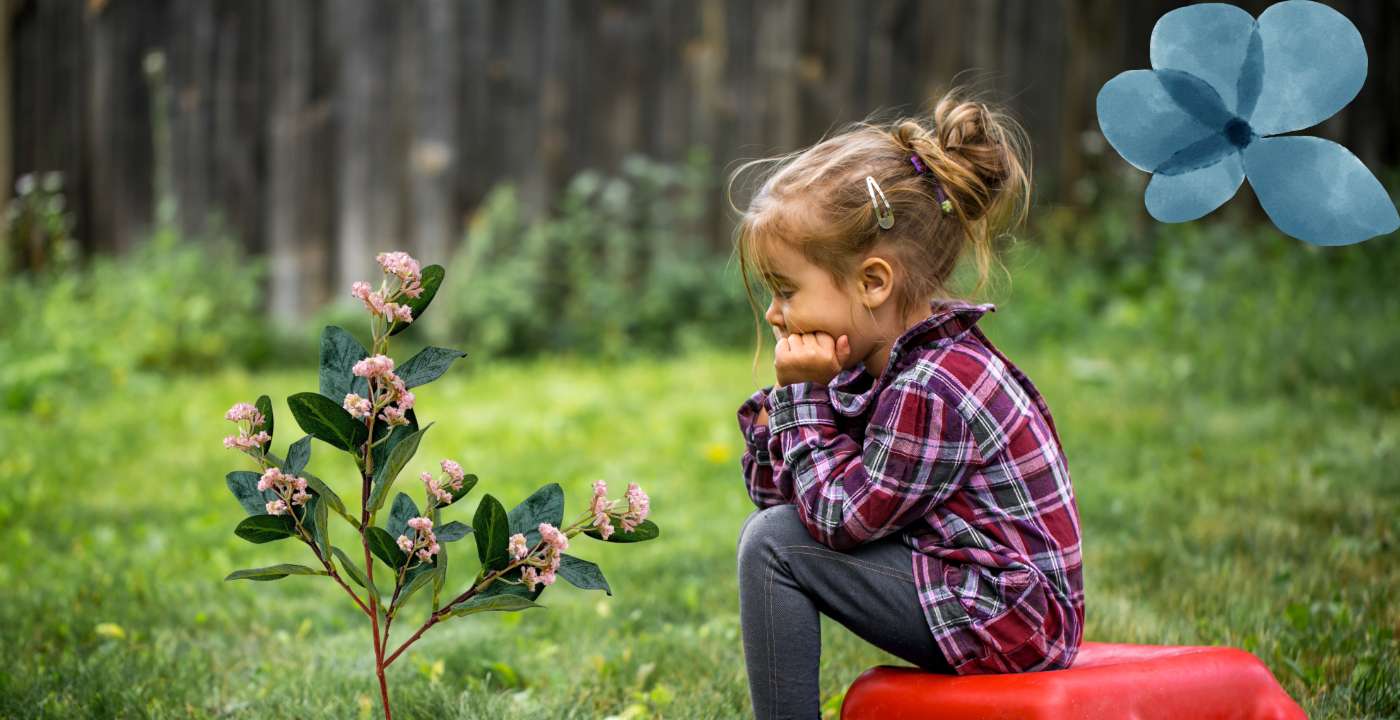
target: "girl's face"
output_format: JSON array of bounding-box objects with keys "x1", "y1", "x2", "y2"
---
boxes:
[{"x1": 760, "y1": 238, "x2": 868, "y2": 355}]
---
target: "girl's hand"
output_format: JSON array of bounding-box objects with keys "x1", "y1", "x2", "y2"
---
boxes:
[{"x1": 775, "y1": 332, "x2": 851, "y2": 387}]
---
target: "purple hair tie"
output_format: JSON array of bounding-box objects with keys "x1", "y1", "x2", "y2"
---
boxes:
[{"x1": 909, "y1": 154, "x2": 953, "y2": 215}]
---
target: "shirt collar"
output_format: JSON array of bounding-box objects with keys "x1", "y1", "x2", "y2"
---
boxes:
[{"x1": 826, "y1": 299, "x2": 997, "y2": 416}]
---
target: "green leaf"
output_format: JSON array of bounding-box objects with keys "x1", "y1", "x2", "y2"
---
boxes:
[
  {"x1": 318, "y1": 325, "x2": 370, "y2": 402},
  {"x1": 437, "y1": 521, "x2": 472, "y2": 542},
  {"x1": 226, "y1": 470, "x2": 275, "y2": 515},
  {"x1": 426, "y1": 472, "x2": 476, "y2": 509},
  {"x1": 300, "y1": 494, "x2": 320, "y2": 543},
  {"x1": 370, "y1": 408, "x2": 418, "y2": 475},
  {"x1": 254, "y1": 394, "x2": 274, "y2": 453},
  {"x1": 387, "y1": 264, "x2": 444, "y2": 337},
  {"x1": 432, "y1": 537, "x2": 448, "y2": 607},
  {"x1": 368, "y1": 422, "x2": 433, "y2": 513},
  {"x1": 473, "y1": 494, "x2": 511, "y2": 572},
  {"x1": 397, "y1": 346, "x2": 468, "y2": 389},
  {"x1": 430, "y1": 505, "x2": 446, "y2": 607},
  {"x1": 263, "y1": 449, "x2": 347, "y2": 519},
  {"x1": 234, "y1": 514, "x2": 297, "y2": 544},
  {"x1": 556, "y1": 555, "x2": 612, "y2": 596},
  {"x1": 478, "y1": 571, "x2": 544, "y2": 603},
  {"x1": 387, "y1": 493, "x2": 420, "y2": 540},
  {"x1": 448, "y1": 474, "x2": 479, "y2": 506},
  {"x1": 301, "y1": 472, "x2": 346, "y2": 518},
  {"x1": 584, "y1": 519, "x2": 660, "y2": 544},
  {"x1": 425, "y1": 472, "x2": 476, "y2": 509},
  {"x1": 447, "y1": 593, "x2": 541, "y2": 618},
  {"x1": 366, "y1": 526, "x2": 408, "y2": 571},
  {"x1": 332, "y1": 546, "x2": 386, "y2": 611},
  {"x1": 225, "y1": 564, "x2": 326, "y2": 582},
  {"x1": 507, "y1": 483, "x2": 565, "y2": 546},
  {"x1": 312, "y1": 495, "x2": 330, "y2": 556},
  {"x1": 398, "y1": 565, "x2": 439, "y2": 608},
  {"x1": 284, "y1": 435, "x2": 312, "y2": 476},
  {"x1": 331, "y1": 546, "x2": 371, "y2": 592},
  {"x1": 287, "y1": 392, "x2": 367, "y2": 452}
]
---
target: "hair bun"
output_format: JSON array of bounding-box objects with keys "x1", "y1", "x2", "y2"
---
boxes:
[{"x1": 928, "y1": 95, "x2": 1030, "y2": 225}]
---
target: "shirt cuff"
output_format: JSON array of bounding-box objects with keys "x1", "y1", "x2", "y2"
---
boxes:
[
  {"x1": 737, "y1": 386, "x2": 775, "y2": 464},
  {"x1": 769, "y1": 381, "x2": 837, "y2": 434}
]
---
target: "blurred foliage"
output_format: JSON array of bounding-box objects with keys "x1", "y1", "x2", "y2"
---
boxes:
[
  {"x1": 992, "y1": 165, "x2": 1400, "y2": 410},
  {"x1": 430, "y1": 148, "x2": 753, "y2": 361},
  {"x1": 2, "y1": 171, "x2": 80, "y2": 276},
  {"x1": 0, "y1": 220, "x2": 269, "y2": 412},
  {"x1": 2, "y1": 153, "x2": 1397, "y2": 415}
]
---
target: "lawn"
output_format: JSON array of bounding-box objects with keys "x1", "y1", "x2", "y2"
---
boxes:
[{"x1": 1, "y1": 331, "x2": 1396, "y2": 718}]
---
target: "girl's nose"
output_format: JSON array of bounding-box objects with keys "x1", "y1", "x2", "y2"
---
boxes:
[{"x1": 764, "y1": 298, "x2": 783, "y2": 330}]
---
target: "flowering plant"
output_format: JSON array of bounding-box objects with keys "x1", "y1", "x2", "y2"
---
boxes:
[{"x1": 220, "y1": 251, "x2": 658, "y2": 719}]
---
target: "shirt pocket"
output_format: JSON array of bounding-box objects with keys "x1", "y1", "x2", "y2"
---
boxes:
[{"x1": 949, "y1": 564, "x2": 1048, "y2": 658}]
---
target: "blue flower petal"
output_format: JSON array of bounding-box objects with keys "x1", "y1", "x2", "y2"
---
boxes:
[
  {"x1": 1248, "y1": 0, "x2": 1366, "y2": 136},
  {"x1": 1243, "y1": 136, "x2": 1399, "y2": 246},
  {"x1": 1155, "y1": 70, "x2": 1234, "y2": 132},
  {"x1": 1150, "y1": 3, "x2": 1259, "y2": 115},
  {"x1": 1155, "y1": 130, "x2": 1237, "y2": 177},
  {"x1": 1146, "y1": 150, "x2": 1244, "y2": 224},
  {"x1": 1096, "y1": 70, "x2": 1222, "y2": 173}
]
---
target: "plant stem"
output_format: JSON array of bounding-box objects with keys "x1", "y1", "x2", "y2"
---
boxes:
[
  {"x1": 322, "y1": 549, "x2": 371, "y2": 617},
  {"x1": 358, "y1": 400, "x2": 392, "y2": 720},
  {"x1": 382, "y1": 512, "x2": 608, "y2": 668},
  {"x1": 382, "y1": 569, "x2": 497, "y2": 668},
  {"x1": 382, "y1": 534, "x2": 551, "y2": 669},
  {"x1": 289, "y1": 507, "x2": 372, "y2": 618}
]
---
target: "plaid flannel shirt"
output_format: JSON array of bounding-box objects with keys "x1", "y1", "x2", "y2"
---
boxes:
[{"x1": 736, "y1": 300, "x2": 1084, "y2": 675}]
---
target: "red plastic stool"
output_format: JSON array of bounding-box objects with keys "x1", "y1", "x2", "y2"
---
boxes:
[{"x1": 841, "y1": 641, "x2": 1307, "y2": 719}]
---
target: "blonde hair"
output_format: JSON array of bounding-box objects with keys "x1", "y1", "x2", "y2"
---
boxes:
[{"x1": 726, "y1": 85, "x2": 1033, "y2": 380}]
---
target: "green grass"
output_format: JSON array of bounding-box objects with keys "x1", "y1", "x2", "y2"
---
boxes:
[{"x1": 1, "y1": 334, "x2": 1396, "y2": 718}]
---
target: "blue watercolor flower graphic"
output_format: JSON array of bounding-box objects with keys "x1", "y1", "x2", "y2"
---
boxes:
[{"x1": 1096, "y1": 0, "x2": 1398, "y2": 246}]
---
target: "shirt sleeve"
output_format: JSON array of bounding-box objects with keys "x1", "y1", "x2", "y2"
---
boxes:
[
  {"x1": 766, "y1": 375, "x2": 979, "y2": 551},
  {"x1": 736, "y1": 385, "x2": 791, "y2": 508}
]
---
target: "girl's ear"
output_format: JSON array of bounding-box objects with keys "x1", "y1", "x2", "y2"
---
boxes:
[{"x1": 857, "y1": 257, "x2": 895, "y2": 309}]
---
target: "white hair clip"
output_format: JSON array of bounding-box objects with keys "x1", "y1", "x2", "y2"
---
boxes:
[{"x1": 865, "y1": 176, "x2": 894, "y2": 230}]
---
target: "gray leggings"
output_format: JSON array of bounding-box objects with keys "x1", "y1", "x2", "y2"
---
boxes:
[{"x1": 737, "y1": 504, "x2": 955, "y2": 719}]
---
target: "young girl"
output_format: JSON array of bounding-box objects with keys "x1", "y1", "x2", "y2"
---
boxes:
[{"x1": 731, "y1": 89, "x2": 1083, "y2": 719}]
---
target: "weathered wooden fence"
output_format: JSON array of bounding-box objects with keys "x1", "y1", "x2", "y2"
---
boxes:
[{"x1": 9, "y1": 0, "x2": 1399, "y2": 320}]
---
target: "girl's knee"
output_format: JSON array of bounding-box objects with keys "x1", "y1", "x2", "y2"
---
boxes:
[{"x1": 737, "y1": 504, "x2": 805, "y2": 567}]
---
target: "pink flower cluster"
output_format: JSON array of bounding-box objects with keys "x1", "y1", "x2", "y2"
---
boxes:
[
  {"x1": 222, "y1": 402, "x2": 271, "y2": 452},
  {"x1": 342, "y1": 393, "x2": 372, "y2": 419},
  {"x1": 588, "y1": 480, "x2": 651, "y2": 540},
  {"x1": 352, "y1": 354, "x2": 395, "y2": 379},
  {"x1": 376, "y1": 252, "x2": 423, "y2": 293},
  {"x1": 396, "y1": 515, "x2": 440, "y2": 563},
  {"x1": 257, "y1": 467, "x2": 310, "y2": 516},
  {"x1": 348, "y1": 251, "x2": 424, "y2": 325},
  {"x1": 351, "y1": 281, "x2": 413, "y2": 323},
  {"x1": 345, "y1": 354, "x2": 415, "y2": 428},
  {"x1": 421, "y1": 459, "x2": 467, "y2": 506},
  {"x1": 512, "y1": 522, "x2": 569, "y2": 591},
  {"x1": 623, "y1": 482, "x2": 650, "y2": 530}
]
